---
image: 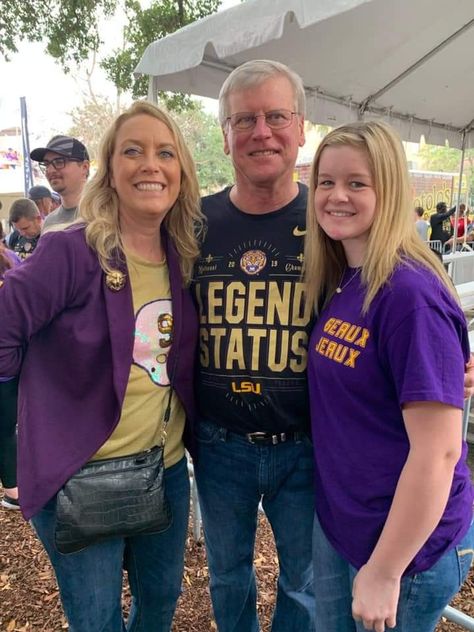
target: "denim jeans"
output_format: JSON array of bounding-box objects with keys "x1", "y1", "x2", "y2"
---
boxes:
[
  {"x1": 194, "y1": 419, "x2": 316, "y2": 632},
  {"x1": 30, "y1": 456, "x2": 190, "y2": 632},
  {"x1": 312, "y1": 512, "x2": 474, "y2": 632}
]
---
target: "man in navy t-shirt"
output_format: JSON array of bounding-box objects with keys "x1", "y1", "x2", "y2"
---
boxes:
[{"x1": 193, "y1": 60, "x2": 315, "y2": 631}]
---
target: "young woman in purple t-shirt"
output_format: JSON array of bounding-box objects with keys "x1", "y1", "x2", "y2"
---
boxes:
[{"x1": 304, "y1": 121, "x2": 473, "y2": 632}]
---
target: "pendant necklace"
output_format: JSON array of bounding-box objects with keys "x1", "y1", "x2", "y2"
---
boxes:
[{"x1": 336, "y1": 267, "x2": 360, "y2": 294}]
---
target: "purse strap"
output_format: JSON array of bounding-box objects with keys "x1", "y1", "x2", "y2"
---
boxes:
[{"x1": 159, "y1": 386, "x2": 173, "y2": 447}]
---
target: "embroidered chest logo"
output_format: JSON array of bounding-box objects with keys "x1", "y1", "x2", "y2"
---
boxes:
[{"x1": 292, "y1": 226, "x2": 306, "y2": 237}]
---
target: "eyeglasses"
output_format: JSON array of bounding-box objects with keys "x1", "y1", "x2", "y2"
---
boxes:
[
  {"x1": 226, "y1": 109, "x2": 299, "y2": 131},
  {"x1": 38, "y1": 157, "x2": 81, "y2": 172}
]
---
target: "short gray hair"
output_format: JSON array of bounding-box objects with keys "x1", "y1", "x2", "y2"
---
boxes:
[
  {"x1": 218, "y1": 59, "x2": 306, "y2": 126},
  {"x1": 9, "y1": 198, "x2": 40, "y2": 223}
]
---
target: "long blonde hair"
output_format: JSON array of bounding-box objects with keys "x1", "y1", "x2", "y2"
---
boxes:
[
  {"x1": 304, "y1": 121, "x2": 457, "y2": 313},
  {"x1": 79, "y1": 100, "x2": 203, "y2": 285}
]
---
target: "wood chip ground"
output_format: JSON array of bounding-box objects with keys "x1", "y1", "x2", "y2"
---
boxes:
[{"x1": 0, "y1": 505, "x2": 473, "y2": 631}]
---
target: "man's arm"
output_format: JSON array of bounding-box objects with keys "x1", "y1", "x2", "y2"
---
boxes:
[{"x1": 438, "y1": 205, "x2": 457, "y2": 221}]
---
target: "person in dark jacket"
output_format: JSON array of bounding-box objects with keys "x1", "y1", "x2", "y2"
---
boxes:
[
  {"x1": 0, "y1": 101, "x2": 203, "y2": 632},
  {"x1": 429, "y1": 201, "x2": 456, "y2": 244}
]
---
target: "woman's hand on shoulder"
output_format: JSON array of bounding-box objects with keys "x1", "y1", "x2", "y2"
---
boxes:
[{"x1": 464, "y1": 354, "x2": 474, "y2": 399}]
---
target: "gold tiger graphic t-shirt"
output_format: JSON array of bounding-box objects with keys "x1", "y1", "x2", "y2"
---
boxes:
[{"x1": 93, "y1": 250, "x2": 185, "y2": 467}]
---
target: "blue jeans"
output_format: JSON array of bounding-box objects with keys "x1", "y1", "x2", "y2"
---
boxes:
[
  {"x1": 312, "y1": 512, "x2": 474, "y2": 632},
  {"x1": 30, "y1": 456, "x2": 190, "y2": 632},
  {"x1": 194, "y1": 420, "x2": 316, "y2": 632}
]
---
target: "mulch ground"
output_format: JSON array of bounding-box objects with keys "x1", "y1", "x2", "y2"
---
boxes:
[{"x1": 0, "y1": 506, "x2": 473, "y2": 632}]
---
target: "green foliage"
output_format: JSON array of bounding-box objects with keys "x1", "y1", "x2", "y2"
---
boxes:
[
  {"x1": 418, "y1": 143, "x2": 474, "y2": 202},
  {"x1": 101, "y1": 0, "x2": 221, "y2": 105},
  {"x1": 0, "y1": 0, "x2": 117, "y2": 70},
  {"x1": 173, "y1": 104, "x2": 234, "y2": 194},
  {"x1": 417, "y1": 143, "x2": 462, "y2": 173},
  {"x1": 1, "y1": 0, "x2": 221, "y2": 106},
  {"x1": 67, "y1": 97, "x2": 127, "y2": 161},
  {"x1": 307, "y1": 122, "x2": 331, "y2": 137}
]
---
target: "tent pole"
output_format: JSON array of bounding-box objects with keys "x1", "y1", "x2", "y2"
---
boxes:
[
  {"x1": 452, "y1": 131, "x2": 467, "y2": 252},
  {"x1": 147, "y1": 76, "x2": 159, "y2": 104}
]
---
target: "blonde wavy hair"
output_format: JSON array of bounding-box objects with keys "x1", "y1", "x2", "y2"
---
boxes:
[
  {"x1": 78, "y1": 100, "x2": 203, "y2": 285},
  {"x1": 304, "y1": 120, "x2": 457, "y2": 314}
]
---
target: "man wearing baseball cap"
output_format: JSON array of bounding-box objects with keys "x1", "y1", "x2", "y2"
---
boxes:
[
  {"x1": 28, "y1": 185, "x2": 54, "y2": 218},
  {"x1": 30, "y1": 135, "x2": 90, "y2": 231}
]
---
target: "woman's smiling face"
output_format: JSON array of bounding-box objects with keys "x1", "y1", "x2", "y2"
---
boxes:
[
  {"x1": 314, "y1": 144, "x2": 377, "y2": 266},
  {"x1": 110, "y1": 113, "x2": 181, "y2": 225}
]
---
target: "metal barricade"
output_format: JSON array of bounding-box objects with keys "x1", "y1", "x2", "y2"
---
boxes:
[
  {"x1": 187, "y1": 455, "x2": 202, "y2": 542},
  {"x1": 444, "y1": 250, "x2": 474, "y2": 284},
  {"x1": 427, "y1": 239, "x2": 443, "y2": 254},
  {"x1": 444, "y1": 605, "x2": 474, "y2": 630}
]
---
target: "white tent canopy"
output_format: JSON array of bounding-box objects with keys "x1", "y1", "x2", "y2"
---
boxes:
[{"x1": 135, "y1": 0, "x2": 474, "y2": 149}]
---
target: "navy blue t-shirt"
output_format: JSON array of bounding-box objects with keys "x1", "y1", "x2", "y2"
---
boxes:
[{"x1": 193, "y1": 184, "x2": 313, "y2": 434}]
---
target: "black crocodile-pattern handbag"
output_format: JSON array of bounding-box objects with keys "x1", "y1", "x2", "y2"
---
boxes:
[
  {"x1": 54, "y1": 444, "x2": 172, "y2": 554},
  {"x1": 55, "y1": 388, "x2": 175, "y2": 554}
]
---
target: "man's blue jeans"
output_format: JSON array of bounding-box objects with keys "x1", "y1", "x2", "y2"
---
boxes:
[
  {"x1": 194, "y1": 420, "x2": 316, "y2": 632},
  {"x1": 312, "y1": 512, "x2": 474, "y2": 632},
  {"x1": 30, "y1": 456, "x2": 190, "y2": 632}
]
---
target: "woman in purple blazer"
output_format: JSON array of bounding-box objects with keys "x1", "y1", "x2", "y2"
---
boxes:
[{"x1": 0, "y1": 101, "x2": 203, "y2": 632}]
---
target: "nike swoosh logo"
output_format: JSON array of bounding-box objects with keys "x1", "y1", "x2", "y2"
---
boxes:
[{"x1": 293, "y1": 226, "x2": 306, "y2": 237}]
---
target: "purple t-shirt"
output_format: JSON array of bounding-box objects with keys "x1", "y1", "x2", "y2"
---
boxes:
[{"x1": 308, "y1": 262, "x2": 473, "y2": 575}]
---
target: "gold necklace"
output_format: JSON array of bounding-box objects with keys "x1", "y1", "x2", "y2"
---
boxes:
[{"x1": 335, "y1": 268, "x2": 360, "y2": 294}]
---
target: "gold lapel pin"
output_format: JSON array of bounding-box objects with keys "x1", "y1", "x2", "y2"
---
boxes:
[{"x1": 105, "y1": 270, "x2": 126, "y2": 291}]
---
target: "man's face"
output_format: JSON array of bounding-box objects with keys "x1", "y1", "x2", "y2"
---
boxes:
[
  {"x1": 223, "y1": 75, "x2": 305, "y2": 190},
  {"x1": 13, "y1": 215, "x2": 42, "y2": 238},
  {"x1": 43, "y1": 151, "x2": 88, "y2": 198}
]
